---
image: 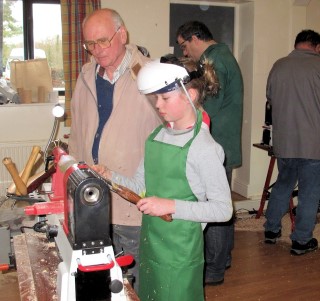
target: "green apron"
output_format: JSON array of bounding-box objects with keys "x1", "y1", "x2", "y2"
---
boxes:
[{"x1": 139, "y1": 110, "x2": 204, "y2": 301}]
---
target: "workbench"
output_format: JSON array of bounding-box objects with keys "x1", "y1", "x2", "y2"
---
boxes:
[{"x1": 13, "y1": 232, "x2": 140, "y2": 301}]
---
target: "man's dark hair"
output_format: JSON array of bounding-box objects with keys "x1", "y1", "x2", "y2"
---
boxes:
[
  {"x1": 294, "y1": 29, "x2": 320, "y2": 48},
  {"x1": 176, "y1": 21, "x2": 213, "y2": 43}
]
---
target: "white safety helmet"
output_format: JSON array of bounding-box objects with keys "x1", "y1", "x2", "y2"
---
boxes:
[{"x1": 137, "y1": 59, "x2": 190, "y2": 94}]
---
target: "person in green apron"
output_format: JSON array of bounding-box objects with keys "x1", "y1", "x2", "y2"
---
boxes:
[{"x1": 92, "y1": 56, "x2": 233, "y2": 300}]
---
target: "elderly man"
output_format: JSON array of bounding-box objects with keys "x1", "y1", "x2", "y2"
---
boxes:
[{"x1": 68, "y1": 8, "x2": 161, "y2": 290}]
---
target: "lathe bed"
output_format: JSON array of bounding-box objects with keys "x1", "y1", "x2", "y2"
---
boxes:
[{"x1": 13, "y1": 231, "x2": 139, "y2": 301}]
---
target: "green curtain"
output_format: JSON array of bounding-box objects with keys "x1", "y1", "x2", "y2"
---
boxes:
[{"x1": 60, "y1": 0, "x2": 100, "y2": 127}]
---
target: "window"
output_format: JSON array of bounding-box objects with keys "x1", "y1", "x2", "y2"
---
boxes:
[{"x1": 1, "y1": 0, "x2": 64, "y2": 94}]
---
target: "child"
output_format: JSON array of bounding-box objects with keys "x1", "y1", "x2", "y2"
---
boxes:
[{"x1": 92, "y1": 56, "x2": 233, "y2": 301}]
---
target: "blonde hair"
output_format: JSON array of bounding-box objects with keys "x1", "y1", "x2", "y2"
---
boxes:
[{"x1": 179, "y1": 57, "x2": 219, "y2": 106}]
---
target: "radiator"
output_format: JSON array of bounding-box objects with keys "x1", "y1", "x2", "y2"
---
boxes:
[{"x1": 0, "y1": 141, "x2": 48, "y2": 196}]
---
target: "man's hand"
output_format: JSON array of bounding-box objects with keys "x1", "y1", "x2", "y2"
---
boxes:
[{"x1": 91, "y1": 164, "x2": 111, "y2": 180}]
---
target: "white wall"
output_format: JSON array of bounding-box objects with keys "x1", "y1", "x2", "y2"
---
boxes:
[
  {"x1": 0, "y1": 103, "x2": 68, "y2": 195},
  {"x1": 247, "y1": 0, "x2": 320, "y2": 200},
  {"x1": 100, "y1": 0, "x2": 320, "y2": 200},
  {"x1": 101, "y1": 0, "x2": 171, "y2": 57},
  {"x1": 0, "y1": 103, "x2": 63, "y2": 143}
]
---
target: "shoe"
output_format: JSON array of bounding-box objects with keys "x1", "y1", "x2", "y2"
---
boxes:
[
  {"x1": 290, "y1": 238, "x2": 318, "y2": 255},
  {"x1": 225, "y1": 264, "x2": 231, "y2": 270},
  {"x1": 264, "y1": 230, "x2": 281, "y2": 244},
  {"x1": 205, "y1": 278, "x2": 224, "y2": 286}
]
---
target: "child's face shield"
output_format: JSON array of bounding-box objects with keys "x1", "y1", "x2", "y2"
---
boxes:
[
  {"x1": 137, "y1": 60, "x2": 190, "y2": 95},
  {"x1": 137, "y1": 58, "x2": 198, "y2": 134}
]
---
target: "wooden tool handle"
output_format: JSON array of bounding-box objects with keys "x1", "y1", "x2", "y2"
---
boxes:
[
  {"x1": 2, "y1": 157, "x2": 28, "y2": 195},
  {"x1": 7, "y1": 153, "x2": 42, "y2": 194},
  {"x1": 20, "y1": 146, "x2": 41, "y2": 184},
  {"x1": 113, "y1": 183, "x2": 173, "y2": 222},
  {"x1": 27, "y1": 164, "x2": 56, "y2": 193}
]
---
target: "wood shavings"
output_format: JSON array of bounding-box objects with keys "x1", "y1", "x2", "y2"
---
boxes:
[{"x1": 13, "y1": 232, "x2": 59, "y2": 301}]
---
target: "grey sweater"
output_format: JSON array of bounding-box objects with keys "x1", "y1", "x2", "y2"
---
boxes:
[
  {"x1": 112, "y1": 123, "x2": 233, "y2": 228},
  {"x1": 266, "y1": 49, "x2": 320, "y2": 159}
]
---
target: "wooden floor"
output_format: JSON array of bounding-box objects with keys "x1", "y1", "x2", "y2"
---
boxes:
[
  {"x1": 205, "y1": 231, "x2": 320, "y2": 301},
  {"x1": 0, "y1": 270, "x2": 19, "y2": 301},
  {"x1": 1, "y1": 229, "x2": 320, "y2": 301}
]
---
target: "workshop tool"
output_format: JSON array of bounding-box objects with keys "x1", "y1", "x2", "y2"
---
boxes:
[
  {"x1": 0, "y1": 225, "x2": 15, "y2": 269},
  {"x1": 3, "y1": 150, "x2": 54, "y2": 208},
  {"x1": 3, "y1": 146, "x2": 42, "y2": 197},
  {"x1": 261, "y1": 100, "x2": 272, "y2": 146},
  {"x1": 6, "y1": 152, "x2": 44, "y2": 194},
  {"x1": 104, "y1": 179, "x2": 172, "y2": 222},
  {"x1": 20, "y1": 145, "x2": 41, "y2": 186},
  {"x1": 24, "y1": 145, "x2": 134, "y2": 301},
  {"x1": 2, "y1": 157, "x2": 28, "y2": 195},
  {"x1": 25, "y1": 164, "x2": 56, "y2": 193}
]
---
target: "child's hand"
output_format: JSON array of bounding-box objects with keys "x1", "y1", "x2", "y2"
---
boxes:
[
  {"x1": 91, "y1": 164, "x2": 112, "y2": 180},
  {"x1": 137, "y1": 196, "x2": 175, "y2": 216}
]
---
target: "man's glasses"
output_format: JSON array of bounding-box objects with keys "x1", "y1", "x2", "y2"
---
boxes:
[
  {"x1": 178, "y1": 39, "x2": 188, "y2": 51},
  {"x1": 83, "y1": 28, "x2": 120, "y2": 51},
  {"x1": 177, "y1": 33, "x2": 199, "y2": 50}
]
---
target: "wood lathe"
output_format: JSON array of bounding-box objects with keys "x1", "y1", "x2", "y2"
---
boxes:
[{"x1": 8, "y1": 144, "x2": 139, "y2": 301}]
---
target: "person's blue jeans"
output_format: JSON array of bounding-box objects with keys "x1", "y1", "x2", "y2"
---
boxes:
[
  {"x1": 111, "y1": 224, "x2": 141, "y2": 291},
  {"x1": 204, "y1": 166, "x2": 234, "y2": 281},
  {"x1": 204, "y1": 217, "x2": 234, "y2": 281},
  {"x1": 264, "y1": 158, "x2": 320, "y2": 244}
]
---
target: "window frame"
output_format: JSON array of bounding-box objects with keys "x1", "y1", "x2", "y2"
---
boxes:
[
  {"x1": 23, "y1": 0, "x2": 60, "y2": 59},
  {"x1": 23, "y1": 0, "x2": 64, "y2": 95}
]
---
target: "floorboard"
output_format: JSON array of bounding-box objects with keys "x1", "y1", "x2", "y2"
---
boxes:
[{"x1": 205, "y1": 231, "x2": 320, "y2": 301}]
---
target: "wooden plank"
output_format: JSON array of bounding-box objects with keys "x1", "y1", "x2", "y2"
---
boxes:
[
  {"x1": 24, "y1": 232, "x2": 59, "y2": 300},
  {"x1": 13, "y1": 234, "x2": 38, "y2": 301},
  {"x1": 13, "y1": 232, "x2": 139, "y2": 301},
  {"x1": 123, "y1": 278, "x2": 140, "y2": 301}
]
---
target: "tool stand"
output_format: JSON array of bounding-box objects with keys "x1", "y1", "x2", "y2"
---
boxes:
[
  {"x1": 253, "y1": 143, "x2": 296, "y2": 231},
  {"x1": 48, "y1": 214, "x2": 128, "y2": 301}
]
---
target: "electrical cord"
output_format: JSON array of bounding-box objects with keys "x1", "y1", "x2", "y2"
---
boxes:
[
  {"x1": 235, "y1": 208, "x2": 259, "y2": 219},
  {"x1": 20, "y1": 219, "x2": 48, "y2": 233},
  {"x1": 236, "y1": 208, "x2": 258, "y2": 215},
  {"x1": 235, "y1": 208, "x2": 250, "y2": 215}
]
